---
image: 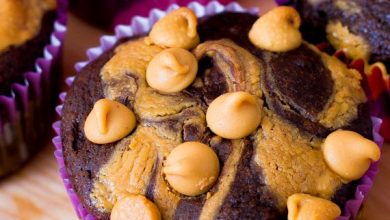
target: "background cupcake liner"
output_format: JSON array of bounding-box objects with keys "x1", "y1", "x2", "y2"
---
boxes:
[
  {"x1": 0, "y1": 0, "x2": 67, "y2": 177},
  {"x1": 275, "y1": 0, "x2": 390, "y2": 142},
  {"x1": 70, "y1": 0, "x2": 235, "y2": 31},
  {"x1": 52, "y1": 1, "x2": 383, "y2": 219},
  {"x1": 113, "y1": 0, "x2": 235, "y2": 29}
]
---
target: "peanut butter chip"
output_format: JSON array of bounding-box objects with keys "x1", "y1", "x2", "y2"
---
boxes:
[
  {"x1": 287, "y1": 193, "x2": 341, "y2": 220},
  {"x1": 206, "y1": 92, "x2": 262, "y2": 139},
  {"x1": 84, "y1": 99, "x2": 136, "y2": 144},
  {"x1": 149, "y1": 7, "x2": 199, "y2": 49},
  {"x1": 146, "y1": 48, "x2": 198, "y2": 93},
  {"x1": 111, "y1": 194, "x2": 161, "y2": 220},
  {"x1": 249, "y1": 6, "x2": 302, "y2": 52},
  {"x1": 163, "y1": 142, "x2": 220, "y2": 196},
  {"x1": 322, "y1": 130, "x2": 380, "y2": 182}
]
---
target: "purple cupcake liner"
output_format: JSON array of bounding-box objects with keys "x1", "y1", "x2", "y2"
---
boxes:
[
  {"x1": 70, "y1": 0, "x2": 235, "y2": 31},
  {"x1": 0, "y1": 0, "x2": 67, "y2": 177},
  {"x1": 113, "y1": 0, "x2": 236, "y2": 29},
  {"x1": 52, "y1": 1, "x2": 383, "y2": 219},
  {"x1": 275, "y1": 0, "x2": 295, "y2": 5}
]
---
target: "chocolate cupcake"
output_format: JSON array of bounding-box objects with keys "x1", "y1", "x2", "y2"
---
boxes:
[
  {"x1": 55, "y1": 2, "x2": 382, "y2": 220},
  {"x1": 276, "y1": 0, "x2": 390, "y2": 144},
  {"x1": 0, "y1": 0, "x2": 67, "y2": 177},
  {"x1": 69, "y1": 0, "x2": 233, "y2": 30},
  {"x1": 281, "y1": 0, "x2": 390, "y2": 70}
]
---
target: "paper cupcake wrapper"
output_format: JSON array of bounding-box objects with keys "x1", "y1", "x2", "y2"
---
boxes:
[
  {"x1": 52, "y1": 1, "x2": 383, "y2": 219},
  {"x1": 275, "y1": 1, "x2": 390, "y2": 142},
  {"x1": 0, "y1": 0, "x2": 67, "y2": 177},
  {"x1": 113, "y1": 0, "x2": 235, "y2": 29},
  {"x1": 70, "y1": 0, "x2": 234, "y2": 30},
  {"x1": 275, "y1": 0, "x2": 295, "y2": 5}
]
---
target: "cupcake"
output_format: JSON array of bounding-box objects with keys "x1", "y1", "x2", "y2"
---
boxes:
[
  {"x1": 282, "y1": 0, "x2": 390, "y2": 67},
  {"x1": 69, "y1": 0, "x2": 233, "y2": 30},
  {"x1": 54, "y1": 2, "x2": 383, "y2": 219},
  {"x1": 276, "y1": 0, "x2": 390, "y2": 142},
  {"x1": 0, "y1": 0, "x2": 67, "y2": 177}
]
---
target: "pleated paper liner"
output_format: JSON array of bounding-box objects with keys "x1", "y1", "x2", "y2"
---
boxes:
[
  {"x1": 52, "y1": 2, "x2": 383, "y2": 219},
  {"x1": 70, "y1": 0, "x2": 234, "y2": 30},
  {"x1": 0, "y1": 0, "x2": 67, "y2": 178}
]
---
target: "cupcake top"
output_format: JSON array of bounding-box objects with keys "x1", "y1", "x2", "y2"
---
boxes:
[
  {"x1": 0, "y1": 0, "x2": 57, "y2": 94},
  {"x1": 61, "y1": 6, "x2": 379, "y2": 220},
  {"x1": 295, "y1": 0, "x2": 390, "y2": 67},
  {"x1": 0, "y1": 0, "x2": 56, "y2": 52}
]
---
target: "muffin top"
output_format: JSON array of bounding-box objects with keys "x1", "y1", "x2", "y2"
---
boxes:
[
  {"x1": 0, "y1": 0, "x2": 56, "y2": 52},
  {"x1": 61, "y1": 7, "x2": 378, "y2": 220}
]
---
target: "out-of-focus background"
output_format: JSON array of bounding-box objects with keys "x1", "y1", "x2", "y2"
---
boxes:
[{"x1": 0, "y1": 0, "x2": 388, "y2": 219}]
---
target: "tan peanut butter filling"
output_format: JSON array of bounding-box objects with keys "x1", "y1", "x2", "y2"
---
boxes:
[
  {"x1": 334, "y1": 0, "x2": 361, "y2": 15},
  {"x1": 111, "y1": 194, "x2": 161, "y2": 220},
  {"x1": 326, "y1": 21, "x2": 370, "y2": 61},
  {"x1": 192, "y1": 39, "x2": 263, "y2": 97},
  {"x1": 249, "y1": 6, "x2": 302, "y2": 52},
  {"x1": 92, "y1": 37, "x2": 262, "y2": 217},
  {"x1": 313, "y1": 44, "x2": 367, "y2": 129},
  {"x1": 146, "y1": 48, "x2": 198, "y2": 93},
  {"x1": 84, "y1": 99, "x2": 137, "y2": 144},
  {"x1": 148, "y1": 7, "x2": 199, "y2": 49},
  {"x1": 206, "y1": 92, "x2": 263, "y2": 139},
  {"x1": 93, "y1": 38, "x2": 206, "y2": 219},
  {"x1": 253, "y1": 109, "x2": 342, "y2": 209},
  {"x1": 307, "y1": 0, "x2": 326, "y2": 6},
  {"x1": 322, "y1": 130, "x2": 380, "y2": 182},
  {"x1": 287, "y1": 193, "x2": 341, "y2": 220},
  {"x1": 0, "y1": 0, "x2": 56, "y2": 52},
  {"x1": 86, "y1": 8, "x2": 372, "y2": 217},
  {"x1": 163, "y1": 142, "x2": 220, "y2": 196},
  {"x1": 199, "y1": 138, "x2": 245, "y2": 220}
]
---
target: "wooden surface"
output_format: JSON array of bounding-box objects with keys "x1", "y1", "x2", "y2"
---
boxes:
[{"x1": 0, "y1": 0, "x2": 389, "y2": 219}]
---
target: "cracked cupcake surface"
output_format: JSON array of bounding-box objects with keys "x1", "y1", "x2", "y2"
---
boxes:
[{"x1": 61, "y1": 10, "x2": 375, "y2": 220}]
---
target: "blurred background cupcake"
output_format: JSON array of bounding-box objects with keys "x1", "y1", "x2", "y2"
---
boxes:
[
  {"x1": 276, "y1": 0, "x2": 390, "y2": 142},
  {"x1": 69, "y1": 0, "x2": 233, "y2": 30},
  {"x1": 0, "y1": 0, "x2": 67, "y2": 178}
]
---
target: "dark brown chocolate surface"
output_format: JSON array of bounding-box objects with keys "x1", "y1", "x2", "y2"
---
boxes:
[
  {"x1": 61, "y1": 42, "x2": 123, "y2": 219},
  {"x1": 262, "y1": 44, "x2": 334, "y2": 137},
  {"x1": 0, "y1": 11, "x2": 56, "y2": 94},
  {"x1": 294, "y1": 0, "x2": 390, "y2": 69},
  {"x1": 61, "y1": 12, "x2": 372, "y2": 219}
]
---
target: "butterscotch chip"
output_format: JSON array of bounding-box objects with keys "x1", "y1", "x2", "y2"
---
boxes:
[
  {"x1": 146, "y1": 48, "x2": 198, "y2": 93},
  {"x1": 84, "y1": 99, "x2": 136, "y2": 144},
  {"x1": 322, "y1": 130, "x2": 380, "y2": 182},
  {"x1": 287, "y1": 193, "x2": 341, "y2": 220},
  {"x1": 149, "y1": 7, "x2": 199, "y2": 49},
  {"x1": 206, "y1": 92, "x2": 262, "y2": 139},
  {"x1": 111, "y1": 194, "x2": 161, "y2": 220},
  {"x1": 249, "y1": 6, "x2": 302, "y2": 52},
  {"x1": 163, "y1": 142, "x2": 220, "y2": 196}
]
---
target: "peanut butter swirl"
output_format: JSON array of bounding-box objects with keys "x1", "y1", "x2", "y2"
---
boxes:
[
  {"x1": 63, "y1": 10, "x2": 374, "y2": 220},
  {"x1": 0, "y1": 0, "x2": 56, "y2": 52},
  {"x1": 193, "y1": 39, "x2": 262, "y2": 97},
  {"x1": 92, "y1": 37, "x2": 263, "y2": 218}
]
